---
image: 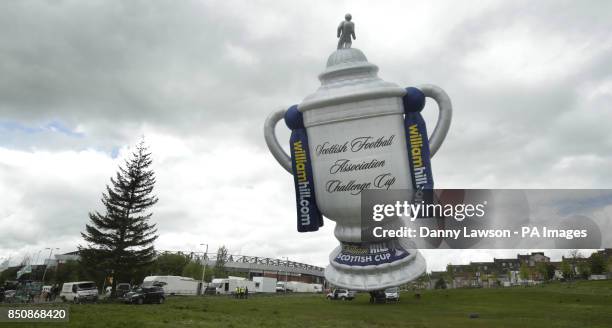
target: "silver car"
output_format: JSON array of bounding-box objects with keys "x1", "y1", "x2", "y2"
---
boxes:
[
  {"x1": 384, "y1": 287, "x2": 400, "y2": 302},
  {"x1": 326, "y1": 289, "x2": 356, "y2": 301}
]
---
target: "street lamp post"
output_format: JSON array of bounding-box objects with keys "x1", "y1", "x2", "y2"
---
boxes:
[
  {"x1": 200, "y1": 243, "x2": 209, "y2": 295},
  {"x1": 41, "y1": 248, "x2": 59, "y2": 285}
]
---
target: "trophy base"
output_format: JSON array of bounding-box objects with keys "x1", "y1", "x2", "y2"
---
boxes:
[{"x1": 324, "y1": 239, "x2": 426, "y2": 291}]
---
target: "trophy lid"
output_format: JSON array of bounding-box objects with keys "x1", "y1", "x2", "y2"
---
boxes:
[{"x1": 299, "y1": 48, "x2": 406, "y2": 111}]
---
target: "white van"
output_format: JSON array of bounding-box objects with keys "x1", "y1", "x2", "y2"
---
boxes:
[
  {"x1": 60, "y1": 281, "x2": 99, "y2": 303},
  {"x1": 212, "y1": 277, "x2": 256, "y2": 295},
  {"x1": 142, "y1": 276, "x2": 199, "y2": 296},
  {"x1": 253, "y1": 277, "x2": 277, "y2": 293}
]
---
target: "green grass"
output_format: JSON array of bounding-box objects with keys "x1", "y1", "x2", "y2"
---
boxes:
[{"x1": 2, "y1": 280, "x2": 612, "y2": 328}]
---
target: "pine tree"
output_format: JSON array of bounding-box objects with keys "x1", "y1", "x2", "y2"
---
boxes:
[{"x1": 79, "y1": 140, "x2": 159, "y2": 295}]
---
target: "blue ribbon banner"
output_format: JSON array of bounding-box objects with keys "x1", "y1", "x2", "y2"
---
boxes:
[
  {"x1": 403, "y1": 87, "x2": 435, "y2": 191},
  {"x1": 286, "y1": 105, "x2": 323, "y2": 232}
]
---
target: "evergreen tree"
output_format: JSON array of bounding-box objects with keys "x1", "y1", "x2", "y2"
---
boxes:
[{"x1": 79, "y1": 140, "x2": 159, "y2": 296}]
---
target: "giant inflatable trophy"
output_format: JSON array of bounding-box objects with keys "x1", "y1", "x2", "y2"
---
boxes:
[{"x1": 264, "y1": 15, "x2": 452, "y2": 291}]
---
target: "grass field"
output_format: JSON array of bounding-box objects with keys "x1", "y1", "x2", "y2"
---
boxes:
[{"x1": 2, "y1": 280, "x2": 612, "y2": 328}]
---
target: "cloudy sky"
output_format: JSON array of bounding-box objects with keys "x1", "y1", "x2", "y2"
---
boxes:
[{"x1": 1, "y1": 0, "x2": 611, "y2": 271}]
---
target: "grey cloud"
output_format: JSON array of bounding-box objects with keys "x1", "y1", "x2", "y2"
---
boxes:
[{"x1": 0, "y1": 1, "x2": 322, "y2": 139}]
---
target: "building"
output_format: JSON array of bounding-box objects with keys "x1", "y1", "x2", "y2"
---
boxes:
[
  {"x1": 444, "y1": 252, "x2": 557, "y2": 289},
  {"x1": 206, "y1": 254, "x2": 325, "y2": 284}
]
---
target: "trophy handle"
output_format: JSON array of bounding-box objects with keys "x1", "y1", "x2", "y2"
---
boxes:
[
  {"x1": 419, "y1": 84, "x2": 452, "y2": 158},
  {"x1": 264, "y1": 109, "x2": 292, "y2": 173}
]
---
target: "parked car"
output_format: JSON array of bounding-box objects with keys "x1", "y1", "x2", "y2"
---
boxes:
[
  {"x1": 115, "y1": 283, "x2": 131, "y2": 298},
  {"x1": 2, "y1": 290, "x2": 18, "y2": 303},
  {"x1": 60, "y1": 281, "x2": 99, "y2": 303},
  {"x1": 124, "y1": 286, "x2": 165, "y2": 305},
  {"x1": 4, "y1": 290, "x2": 16, "y2": 300},
  {"x1": 5, "y1": 281, "x2": 43, "y2": 303},
  {"x1": 384, "y1": 287, "x2": 400, "y2": 302},
  {"x1": 326, "y1": 289, "x2": 355, "y2": 301},
  {"x1": 3, "y1": 281, "x2": 18, "y2": 291},
  {"x1": 275, "y1": 281, "x2": 288, "y2": 293}
]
